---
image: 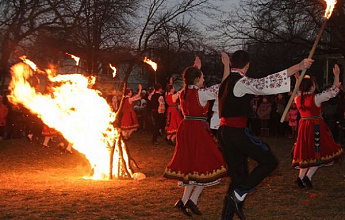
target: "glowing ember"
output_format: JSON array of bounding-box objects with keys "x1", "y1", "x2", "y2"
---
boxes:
[
  {"x1": 109, "y1": 64, "x2": 117, "y2": 78},
  {"x1": 66, "y1": 53, "x2": 80, "y2": 66},
  {"x1": 143, "y1": 57, "x2": 157, "y2": 71},
  {"x1": 8, "y1": 58, "x2": 133, "y2": 180},
  {"x1": 324, "y1": 0, "x2": 337, "y2": 19}
]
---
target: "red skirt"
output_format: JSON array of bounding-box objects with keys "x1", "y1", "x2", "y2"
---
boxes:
[
  {"x1": 121, "y1": 109, "x2": 139, "y2": 131},
  {"x1": 164, "y1": 119, "x2": 227, "y2": 185},
  {"x1": 165, "y1": 106, "x2": 182, "y2": 135},
  {"x1": 42, "y1": 125, "x2": 59, "y2": 136},
  {"x1": 292, "y1": 118, "x2": 343, "y2": 168}
]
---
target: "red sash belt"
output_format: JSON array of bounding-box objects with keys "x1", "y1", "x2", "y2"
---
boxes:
[{"x1": 220, "y1": 117, "x2": 247, "y2": 128}]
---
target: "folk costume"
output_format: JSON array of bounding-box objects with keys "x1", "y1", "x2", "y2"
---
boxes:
[
  {"x1": 120, "y1": 97, "x2": 139, "y2": 132},
  {"x1": 218, "y1": 68, "x2": 291, "y2": 219},
  {"x1": 164, "y1": 84, "x2": 227, "y2": 186},
  {"x1": 164, "y1": 93, "x2": 182, "y2": 141},
  {"x1": 292, "y1": 85, "x2": 343, "y2": 169}
]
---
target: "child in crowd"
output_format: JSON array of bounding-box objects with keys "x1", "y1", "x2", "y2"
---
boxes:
[
  {"x1": 287, "y1": 101, "x2": 298, "y2": 139},
  {"x1": 257, "y1": 96, "x2": 271, "y2": 136}
]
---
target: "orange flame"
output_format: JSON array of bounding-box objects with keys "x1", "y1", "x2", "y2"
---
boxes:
[
  {"x1": 109, "y1": 64, "x2": 117, "y2": 78},
  {"x1": 143, "y1": 57, "x2": 157, "y2": 71},
  {"x1": 8, "y1": 60, "x2": 133, "y2": 180},
  {"x1": 66, "y1": 53, "x2": 80, "y2": 66},
  {"x1": 19, "y1": 56, "x2": 37, "y2": 71},
  {"x1": 324, "y1": 0, "x2": 337, "y2": 19}
]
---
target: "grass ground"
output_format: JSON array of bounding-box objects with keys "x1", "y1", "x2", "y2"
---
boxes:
[{"x1": 0, "y1": 131, "x2": 345, "y2": 220}]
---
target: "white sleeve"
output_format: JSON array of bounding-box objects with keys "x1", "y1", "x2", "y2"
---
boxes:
[
  {"x1": 314, "y1": 85, "x2": 340, "y2": 107},
  {"x1": 198, "y1": 84, "x2": 220, "y2": 106},
  {"x1": 234, "y1": 70, "x2": 291, "y2": 97}
]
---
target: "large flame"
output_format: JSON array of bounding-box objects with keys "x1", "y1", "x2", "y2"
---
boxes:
[
  {"x1": 143, "y1": 57, "x2": 157, "y2": 71},
  {"x1": 324, "y1": 0, "x2": 337, "y2": 19},
  {"x1": 66, "y1": 53, "x2": 80, "y2": 66},
  {"x1": 109, "y1": 64, "x2": 117, "y2": 78},
  {"x1": 8, "y1": 59, "x2": 133, "y2": 180}
]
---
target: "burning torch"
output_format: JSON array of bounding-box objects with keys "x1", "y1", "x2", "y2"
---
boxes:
[
  {"x1": 66, "y1": 53, "x2": 81, "y2": 74},
  {"x1": 109, "y1": 64, "x2": 117, "y2": 78},
  {"x1": 280, "y1": 0, "x2": 337, "y2": 123},
  {"x1": 143, "y1": 57, "x2": 158, "y2": 84}
]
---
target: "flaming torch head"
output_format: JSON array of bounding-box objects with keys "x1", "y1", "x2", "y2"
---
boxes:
[
  {"x1": 19, "y1": 56, "x2": 37, "y2": 71},
  {"x1": 324, "y1": 0, "x2": 337, "y2": 19},
  {"x1": 66, "y1": 53, "x2": 80, "y2": 66},
  {"x1": 143, "y1": 57, "x2": 157, "y2": 71},
  {"x1": 109, "y1": 64, "x2": 117, "y2": 78}
]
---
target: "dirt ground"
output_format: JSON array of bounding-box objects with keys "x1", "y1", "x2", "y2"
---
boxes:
[{"x1": 0, "y1": 131, "x2": 345, "y2": 220}]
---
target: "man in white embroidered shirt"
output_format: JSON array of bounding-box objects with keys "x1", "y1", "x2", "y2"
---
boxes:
[{"x1": 217, "y1": 50, "x2": 314, "y2": 220}]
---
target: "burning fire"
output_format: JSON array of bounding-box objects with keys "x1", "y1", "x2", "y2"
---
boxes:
[
  {"x1": 109, "y1": 64, "x2": 117, "y2": 78},
  {"x1": 8, "y1": 58, "x2": 133, "y2": 180},
  {"x1": 66, "y1": 53, "x2": 80, "y2": 66},
  {"x1": 143, "y1": 57, "x2": 157, "y2": 71},
  {"x1": 324, "y1": 0, "x2": 337, "y2": 19}
]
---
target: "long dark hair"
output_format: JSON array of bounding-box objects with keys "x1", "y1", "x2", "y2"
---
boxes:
[
  {"x1": 182, "y1": 66, "x2": 202, "y2": 99},
  {"x1": 299, "y1": 77, "x2": 314, "y2": 110},
  {"x1": 124, "y1": 88, "x2": 132, "y2": 96},
  {"x1": 166, "y1": 84, "x2": 174, "y2": 93}
]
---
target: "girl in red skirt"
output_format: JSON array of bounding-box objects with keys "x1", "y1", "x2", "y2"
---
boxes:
[
  {"x1": 292, "y1": 64, "x2": 343, "y2": 188},
  {"x1": 164, "y1": 84, "x2": 182, "y2": 145},
  {"x1": 120, "y1": 84, "x2": 142, "y2": 139},
  {"x1": 164, "y1": 52, "x2": 230, "y2": 217}
]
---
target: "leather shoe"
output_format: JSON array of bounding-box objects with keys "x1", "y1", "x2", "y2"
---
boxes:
[
  {"x1": 295, "y1": 177, "x2": 305, "y2": 188},
  {"x1": 174, "y1": 199, "x2": 191, "y2": 217},
  {"x1": 303, "y1": 176, "x2": 313, "y2": 188},
  {"x1": 228, "y1": 191, "x2": 246, "y2": 220},
  {"x1": 185, "y1": 199, "x2": 202, "y2": 215}
]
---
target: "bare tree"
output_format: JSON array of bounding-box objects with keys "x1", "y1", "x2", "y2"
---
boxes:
[
  {"x1": 216, "y1": 0, "x2": 345, "y2": 57},
  {"x1": 0, "y1": 0, "x2": 60, "y2": 91}
]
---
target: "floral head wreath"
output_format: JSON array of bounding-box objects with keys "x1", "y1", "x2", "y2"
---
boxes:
[{"x1": 303, "y1": 75, "x2": 311, "y2": 79}]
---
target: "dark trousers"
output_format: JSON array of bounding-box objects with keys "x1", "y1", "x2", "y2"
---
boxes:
[
  {"x1": 217, "y1": 126, "x2": 278, "y2": 194},
  {"x1": 152, "y1": 111, "x2": 164, "y2": 142}
]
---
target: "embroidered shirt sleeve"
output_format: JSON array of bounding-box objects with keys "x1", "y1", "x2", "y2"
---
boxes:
[
  {"x1": 234, "y1": 70, "x2": 291, "y2": 97},
  {"x1": 314, "y1": 85, "x2": 340, "y2": 107},
  {"x1": 198, "y1": 84, "x2": 220, "y2": 106}
]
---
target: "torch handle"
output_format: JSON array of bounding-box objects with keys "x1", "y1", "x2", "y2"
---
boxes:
[{"x1": 280, "y1": 19, "x2": 328, "y2": 123}]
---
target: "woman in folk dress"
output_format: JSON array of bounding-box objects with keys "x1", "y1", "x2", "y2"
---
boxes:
[
  {"x1": 164, "y1": 52, "x2": 230, "y2": 217},
  {"x1": 120, "y1": 84, "x2": 142, "y2": 139},
  {"x1": 292, "y1": 64, "x2": 343, "y2": 188},
  {"x1": 164, "y1": 83, "x2": 182, "y2": 145}
]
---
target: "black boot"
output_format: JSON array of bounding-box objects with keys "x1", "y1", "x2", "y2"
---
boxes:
[
  {"x1": 174, "y1": 199, "x2": 192, "y2": 217},
  {"x1": 185, "y1": 199, "x2": 202, "y2": 215},
  {"x1": 228, "y1": 191, "x2": 246, "y2": 220},
  {"x1": 221, "y1": 196, "x2": 235, "y2": 220}
]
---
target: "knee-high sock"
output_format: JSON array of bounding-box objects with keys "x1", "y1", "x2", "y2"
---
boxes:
[
  {"x1": 190, "y1": 186, "x2": 205, "y2": 205},
  {"x1": 181, "y1": 186, "x2": 194, "y2": 204},
  {"x1": 298, "y1": 168, "x2": 308, "y2": 179},
  {"x1": 43, "y1": 136, "x2": 51, "y2": 146},
  {"x1": 306, "y1": 167, "x2": 318, "y2": 180}
]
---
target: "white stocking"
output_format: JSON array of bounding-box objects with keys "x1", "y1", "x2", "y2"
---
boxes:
[
  {"x1": 181, "y1": 186, "x2": 193, "y2": 204},
  {"x1": 306, "y1": 167, "x2": 318, "y2": 180},
  {"x1": 298, "y1": 168, "x2": 308, "y2": 179},
  {"x1": 190, "y1": 186, "x2": 205, "y2": 205},
  {"x1": 43, "y1": 136, "x2": 51, "y2": 147}
]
